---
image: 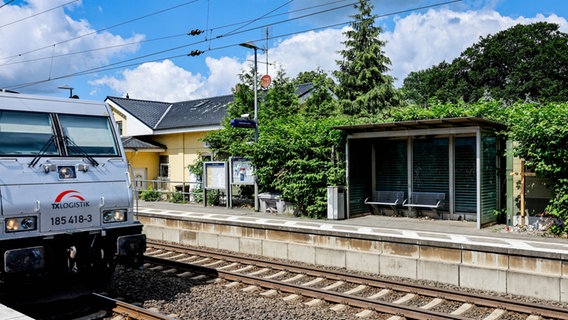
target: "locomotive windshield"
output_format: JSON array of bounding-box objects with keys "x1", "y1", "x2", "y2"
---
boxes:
[
  {"x1": 0, "y1": 110, "x2": 119, "y2": 157},
  {"x1": 59, "y1": 114, "x2": 119, "y2": 156},
  {"x1": 0, "y1": 111, "x2": 58, "y2": 156}
]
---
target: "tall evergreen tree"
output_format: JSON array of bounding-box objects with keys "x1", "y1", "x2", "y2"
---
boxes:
[{"x1": 334, "y1": 0, "x2": 399, "y2": 115}]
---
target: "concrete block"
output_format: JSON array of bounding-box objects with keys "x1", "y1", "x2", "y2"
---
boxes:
[
  {"x1": 507, "y1": 271, "x2": 560, "y2": 301},
  {"x1": 239, "y1": 238, "x2": 262, "y2": 256},
  {"x1": 197, "y1": 232, "x2": 219, "y2": 249},
  {"x1": 218, "y1": 224, "x2": 241, "y2": 237},
  {"x1": 382, "y1": 242, "x2": 419, "y2": 258},
  {"x1": 314, "y1": 234, "x2": 338, "y2": 248},
  {"x1": 380, "y1": 255, "x2": 417, "y2": 279},
  {"x1": 242, "y1": 227, "x2": 267, "y2": 239},
  {"x1": 561, "y1": 277, "x2": 568, "y2": 303},
  {"x1": 143, "y1": 225, "x2": 165, "y2": 241},
  {"x1": 262, "y1": 240, "x2": 288, "y2": 260},
  {"x1": 161, "y1": 227, "x2": 180, "y2": 243},
  {"x1": 348, "y1": 238, "x2": 381, "y2": 253},
  {"x1": 462, "y1": 250, "x2": 508, "y2": 270},
  {"x1": 346, "y1": 251, "x2": 379, "y2": 274},
  {"x1": 509, "y1": 256, "x2": 562, "y2": 277},
  {"x1": 288, "y1": 243, "x2": 316, "y2": 265},
  {"x1": 418, "y1": 260, "x2": 459, "y2": 285},
  {"x1": 218, "y1": 235, "x2": 240, "y2": 252},
  {"x1": 460, "y1": 265, "x2": 507, "y2": 293},
  {"x1": 179, "y1": 230, "x2": 198, "y2": 246},
  {"x1": 420, "y1": 246, "x2": 461, "y2": 264},
  {"x1": 315, "y1": 247, "x2": 345, "y2": 268}
]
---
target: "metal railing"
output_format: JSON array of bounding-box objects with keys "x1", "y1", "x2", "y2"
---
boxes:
[{"x1": 133, "y1": 178, "x2": 203, "y2": 203}]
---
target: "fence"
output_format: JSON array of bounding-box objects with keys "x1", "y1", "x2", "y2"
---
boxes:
[{"x1": 133, "y1": 178, "x2": 203, "y2": 203}]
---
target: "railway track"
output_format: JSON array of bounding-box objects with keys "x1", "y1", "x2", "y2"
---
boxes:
[
  {"x1": 92, "y1": 293, "x2": 176, "y2": 320},
  {"x1": 145, "y1": 240, "x2": 568, "y2": 320}
]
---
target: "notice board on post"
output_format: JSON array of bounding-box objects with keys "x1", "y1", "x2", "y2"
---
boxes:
[
  {"x1": 230, "y1": 157, "x2": 254, "y2": 185},
  {"x1": 203, "y1": 161, "x2": 229, "y2": 207}
]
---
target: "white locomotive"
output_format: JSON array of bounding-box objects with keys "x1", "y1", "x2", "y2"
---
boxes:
[{"x1": 0, "y1": 92, "x2": 145, "y2": 289}]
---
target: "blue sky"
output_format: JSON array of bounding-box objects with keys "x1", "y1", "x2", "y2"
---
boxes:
[{"x1": 0, "y1": 0, "x2": 566, "y2": 102}]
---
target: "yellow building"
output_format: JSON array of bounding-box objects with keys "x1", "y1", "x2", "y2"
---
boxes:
[{"x1": 106, "y1": 94, "x2": 233, "y2": 193}]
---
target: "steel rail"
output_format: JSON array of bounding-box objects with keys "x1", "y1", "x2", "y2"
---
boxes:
[
  {"x1": 147, "y1": 241, "x2": 568, "y2": 320},
  {"x1": 92, "y1": 292, "x2": 176, "y2": 320}
]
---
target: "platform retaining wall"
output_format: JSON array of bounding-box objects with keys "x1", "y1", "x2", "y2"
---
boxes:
[{"x1": 138, "y1": 214, "x2": 568, "y2": 303}]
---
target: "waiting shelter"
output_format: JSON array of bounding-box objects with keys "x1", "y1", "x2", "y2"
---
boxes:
[{"x1": 336, "y1": 117, "x2": 507, "y2": 229}]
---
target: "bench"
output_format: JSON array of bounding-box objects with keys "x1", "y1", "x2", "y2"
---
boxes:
[
  {"x1": 364, "y1": 191, "x2": 404, "y2": 214},
  {"x1": 403, "y1": 192, "x2": 445, "y2": 215}
]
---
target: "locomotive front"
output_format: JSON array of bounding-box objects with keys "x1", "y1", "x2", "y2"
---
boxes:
[{"x1": 0, "y1": 93, "x2": 146, "y2": 289}]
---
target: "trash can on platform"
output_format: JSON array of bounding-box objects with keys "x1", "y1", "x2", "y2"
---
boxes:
[{"x1": 327, "y1": 186, "x2": 345, "y2": 220}]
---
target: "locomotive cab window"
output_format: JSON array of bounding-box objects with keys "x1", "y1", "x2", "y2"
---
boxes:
[
  {"x1": 0, "y1": 111, "x2": 58, "y2": 156},
  {"x1": 59, "y1": 114, "x2": 119, "y2": 156}
]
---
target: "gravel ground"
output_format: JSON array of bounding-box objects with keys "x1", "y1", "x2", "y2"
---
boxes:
[
  {"x1": 109, "y1": 266, "x2": 369, "y2": 320},
  {"x1": 107, "y1": 245, "x2": 568, "y2": 320}
]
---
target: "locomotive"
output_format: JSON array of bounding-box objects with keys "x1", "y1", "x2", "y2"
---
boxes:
[{"x1": 0, "y1": 92, "x2": 145, "y2": 292}]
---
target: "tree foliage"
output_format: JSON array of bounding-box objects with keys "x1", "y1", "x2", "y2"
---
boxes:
[
  {"x1": 203, "y1": 68, "x2": 347, "y2": 218},
  {"x1": 334, "y1": 0, "x2": 400, "y2": 115},
  {"x1": 507, "y1": 103, "x2": 568, "y2": 233},
  {"x1": 402, "y1": 22, "x2": 568, "y2": 104}
]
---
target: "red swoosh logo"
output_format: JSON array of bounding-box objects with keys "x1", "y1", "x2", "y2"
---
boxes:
[{"x1": 54, "y1": 190, "x2": 85, "y2": 202}]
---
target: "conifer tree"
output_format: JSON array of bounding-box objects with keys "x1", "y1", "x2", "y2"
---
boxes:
[{"x1": 334, "y1": 0, "x2": 400, "y2": 115}]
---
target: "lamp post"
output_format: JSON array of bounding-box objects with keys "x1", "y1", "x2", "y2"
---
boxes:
[
  {"x1": 57, "y1": 84, "x2": 73, "y2": 98},
  {"x1": 239, "y1": 41, "x2": 260, "y2": 211}
]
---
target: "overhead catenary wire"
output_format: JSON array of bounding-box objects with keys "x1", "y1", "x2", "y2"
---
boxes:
[
  {"x1": 0, "y1": 0, "x2": 356, "y2": 68},
  {"x1": 4, "y1": 0, "x2": 463, "y2": 91},
  {"x1": 0, "y1": 0, "x2": 199, "y2": 64},
  {"x1": 0, "y1": 0, "x2": 78, "y2": 30}
]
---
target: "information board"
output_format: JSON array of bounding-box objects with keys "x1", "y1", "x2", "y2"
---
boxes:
[
  {"x1": 203, "y1": 162, "x2": 227, "y2": 190},
  {"x1": 230, "y1": 157, "x2": 254, "y2": 185}
]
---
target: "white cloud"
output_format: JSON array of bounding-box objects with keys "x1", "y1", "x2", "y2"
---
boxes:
[
  {"x1": 267, "y1": 28, "x2": 345, "y2": 78},
  {"x1": 384, "y1": 9, "x2": 568, "y2": 86},
  {"x1": 90, "y1": 6, "x2": 568, "y2": 100},
  {"x1": 0, "y1": 0, "x2": 143, "y2": 93},
  {"x1": 92, "y1": 60, "x2": 205, "y2": 101}
]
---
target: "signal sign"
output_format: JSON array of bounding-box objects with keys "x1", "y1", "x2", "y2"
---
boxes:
[{"x1": 230, "y1": 119, "x2": 256, "y2": 128}]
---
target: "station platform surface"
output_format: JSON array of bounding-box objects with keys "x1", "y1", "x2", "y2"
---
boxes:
[
  {"x1": 0, "y1": 304, "x2": 33, "y2": 320},
  {"x1": 134, "y1": 200, "x2": 568, "y2": 255}
]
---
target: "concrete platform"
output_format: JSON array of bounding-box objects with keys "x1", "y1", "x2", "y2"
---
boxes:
[
  {"x1": 134, "y1": 200, "x2": 568, "y2": 303},
  {"x1": 0, "y1": 304, "x2": 34, "y2": 320}
]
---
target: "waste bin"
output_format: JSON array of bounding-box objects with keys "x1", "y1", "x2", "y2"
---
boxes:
[
  {"x1": 327, "y1": 186, "x2": 345, "y2": 220},
  {"x1": 258, "y1": 192, "x2": 280, "y2": 213}
]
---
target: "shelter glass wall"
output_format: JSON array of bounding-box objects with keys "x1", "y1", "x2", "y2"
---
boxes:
[
  {"x1": 454, "y1": 137, "x2": 477, "y2": 213},
  {"x1": 480, "y1": 134, "x2": 499, "y2": 226},
  {"x1": 348, "y1": 139, "x2": 372, "y2": 216},
  {"x1": 375, "y1": 139, "x2": 407, "y2": 195},
  {"x1": 412, "y1": 137, "x2": 449, "y2": 210}
]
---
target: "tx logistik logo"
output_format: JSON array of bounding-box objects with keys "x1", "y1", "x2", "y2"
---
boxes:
[{"x1": 52, "y1": 190, "x2": 90, "y2": 209}]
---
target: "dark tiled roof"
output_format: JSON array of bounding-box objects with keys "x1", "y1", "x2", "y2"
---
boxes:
[
  {"x1": 294, "y1": 82, "x2": 314, "y2": 99},
  {"x1": 156, "y1": 94, "x2": 233, "y2": 130},
  {"x1": 108, "y1": 94, "x2": 232, "y2": 131},
  {"x1": 107, "y1": 96, "x2": 172, "y2": 128},
  {"x1": 121, "y1": 136, "x2": 166, "y2": 150}
]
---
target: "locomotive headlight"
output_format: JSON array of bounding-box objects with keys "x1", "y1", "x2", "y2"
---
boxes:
[
  {"x1": 5, "y1": 216, "x2": 38, "y2": 232},
  {"x1": 102, "y1": 209, "x2": 127, "y2": 223}
]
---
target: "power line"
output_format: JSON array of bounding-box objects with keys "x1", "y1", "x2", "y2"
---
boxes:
[
  {"x1": 0, "y1": 0, "x2": 15, "y2": 10},
  {"x1": 0, "y1": 0, "x2": 199, "y2": 63},
  {"x1": 0, "y1": 0, "x2": 78, "y2": 30},
  {"x1": 5, "y1": 0, "x2": 463, "y2": 91},
  {"x1": 0, "y1": 0, "x2": 356, "y2": 68}
]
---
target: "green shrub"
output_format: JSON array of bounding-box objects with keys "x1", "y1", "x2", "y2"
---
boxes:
[
  {"x1": 169, "y1": 191, "x2": 186, "y2": 204},
  {"x1": 140, "y1": 186, "x2": 161, "y2": 201}
]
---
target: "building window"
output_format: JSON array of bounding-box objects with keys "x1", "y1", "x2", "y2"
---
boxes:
[
  {"x1": 159, "y1": 155, "x2": 169, "y2": 178},
  {"x1": 116, "y1": 121, "x2": 123, "y2": 135}
]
